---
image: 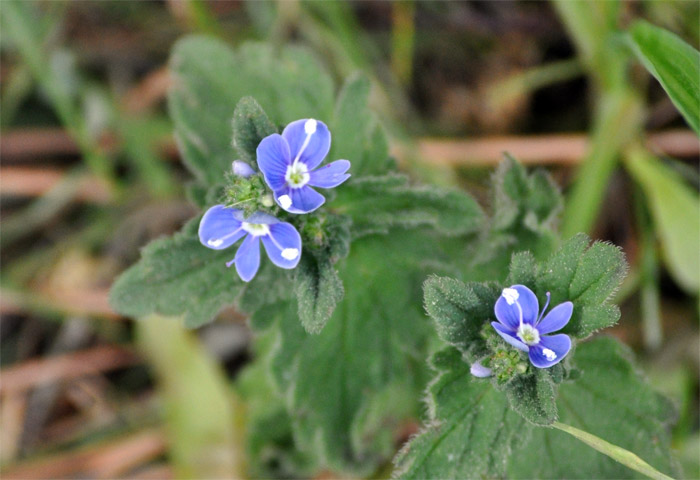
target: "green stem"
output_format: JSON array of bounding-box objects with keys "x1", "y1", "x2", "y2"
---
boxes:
[
  {"x1": 560, "y1": 88, "x2": 642, "y2": 238},
  {"x1": 552, "y1": 422, "x2": 675, "y2": 480}
]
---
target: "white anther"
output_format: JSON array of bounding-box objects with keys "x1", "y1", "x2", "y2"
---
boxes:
[
  {"x1": 304, "y1": 119, "x2": 317, "y2": 134},
  {"x1": 281, "y1": 248, "x2": 299, "y2": 260},
  {"x1": 542, "y1": 348, "x2": 557, "y2": 361},
  {"x1": 502, "y1": 287, "x2": 520, "y2": 305},
  {"x1": 278, "y1": 195, "x2": 292, "y2": 209}
]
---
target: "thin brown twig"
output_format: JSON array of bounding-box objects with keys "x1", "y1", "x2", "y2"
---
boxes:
[
  {"x1": 0, "y1": 345, "x2": 139, "y2": 395},
  {"x1": 0, "y1": 167, "x2": 112, "y2": 203},
  {"x1": 0, "y1": 429, "x2": 166, "y2": 480},
  {"x1": 403, "y1": 129, "x2": 699, "y2": 167},
  {"x1": 2, "y1": 128, "x2": 696, "y2": 165}
]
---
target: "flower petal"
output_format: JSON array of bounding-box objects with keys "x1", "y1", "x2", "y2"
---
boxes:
[
  {"x1": 537, "y1": 301, "x2": 573, "y2": 334},
  {"x1": 282, "y1": 119, "x2": 331, "y2": 170},
  {"x1": 234, "y1": 234, "x2": 260, "y2": 282},
  {"x1": 491, "y1": 322, "x2": 528, "y2": 352},
  {"x1": 257, "y1": 133, "x2": 291, "y2": 191},
  {"x1": 261, "y1": 222, "x2": 302, "y2": 269},
  {"x1": 232, "y1": 160, "x2": 256, "y2": 178},
  {"x1": 308, "y1": 160, "x2": 351, "y2": 188},
  {"x1": 529, "y1": 334, "x2": 571, "y2": 368},
  {"x1": 275, "y1": 185, "x2": 325, "y2": 214},
  {"x1": 198, "y1": 205, "x2": 245, "y2": 250},
  {"x1": 494, "y1": 284, "x2": 539, "y2": 328}
]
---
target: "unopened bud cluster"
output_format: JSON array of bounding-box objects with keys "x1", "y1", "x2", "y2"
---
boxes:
[{"x1": 223, "y1": 172, "x2": 277, "y2": 218}]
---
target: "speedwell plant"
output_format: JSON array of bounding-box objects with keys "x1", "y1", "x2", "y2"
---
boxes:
[{"x1": 110, "y1": 36, "x2": 680, "y2": 479}]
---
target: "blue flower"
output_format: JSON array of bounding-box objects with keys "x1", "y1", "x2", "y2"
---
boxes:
[
  {"x1": 492, "y1": 284, "x2": 572, "y2": 368},
  {"x1": 198, "y1": 205, "x2": 301, "y2": 282},
  {"x1": 256, "y1": 118, "x2": 351, "y2": 214}
]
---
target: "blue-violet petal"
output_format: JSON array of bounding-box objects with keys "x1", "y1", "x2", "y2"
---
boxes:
[
  {"x1": 234, "y1": 234, "x2": 261, "y2": 282},
  {"x1": 537, "y1": 301, "x2": 573, "y2": 334},
  {"x1": 257, "y1": 133, "x2": 291, "y2": 191},
  {"x1": 528, "y1": 334, "x2": 571, "y2": 368},
  {"x1": 261, "y1": 222, "x2": 302, "y2": 269},
  {"x1": 282, "y1": 119, "x2": 331, "y2": 170},
  {"x1": 307, "y1": 160, "x2": 351, "y2": 188},
  {"x1": 198, "y1": 205, "x2": 246, "y2": 250}
]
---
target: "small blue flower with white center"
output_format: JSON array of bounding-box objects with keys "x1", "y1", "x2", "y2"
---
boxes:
[
  {"x1": 256, "y1": 118, "x2": 351, "y2": 214},
  {"x1": 198, "y1": 206, "x2": 301, "y2": 282},
  {"x1": 491, "y1": 284, "x2": 573, "y2": 368}
]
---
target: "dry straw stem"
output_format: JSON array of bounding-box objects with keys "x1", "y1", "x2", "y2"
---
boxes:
[
  {"x1": 0, "y1": 345, "x2": 139, "y2": 395},
  {"x1": 0, "y1": 429, "x2": 166, "y2": 479}
]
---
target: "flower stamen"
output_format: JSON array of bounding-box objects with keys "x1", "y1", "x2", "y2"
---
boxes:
[{"x1": 291, "y1": 119, "x2": 317, "y2": 167}]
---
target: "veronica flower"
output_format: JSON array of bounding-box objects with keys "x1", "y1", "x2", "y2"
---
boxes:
[
  {"x1": 257, "y1": 118, "x2": 351, "y2": 214},
  {"x1": 198, "y1": 206, "x2": 301, "y2": 282},
  {"x1": 491, "y1": 285, "x2": 572, "y2": 368}
]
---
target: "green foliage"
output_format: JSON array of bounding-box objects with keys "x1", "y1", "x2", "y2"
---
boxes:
[
  {"x1": 330, "y1": 74, "x2": 393, "y2": 175},
  {"x1": 392, "y1": 347, "x2": 528, "y2": 479},
  {"x1": 421, "y1": 234, "x2": 627, "y2": 426},
  {"x1": 231, "y1": 96, "x2": 278, "y2": 168},
  {"x1": 250, "y1": 231, "x2": 457, "y2": 475},
  {"x1": 168, "y1": 37, "x2": 334, "y2": 186},
  {"x1": 394, "y1": 338, "x2": 679, "y2": 479},
  {"x1": 626, "y1": 149, "x2": 699, "y2": 293},
  {"x1": 292, "y1": 213, "x2": 351, "y2": 333},
  {"x1": 109, "y1": 220, "x2": 248, "y2": 328},
  {"x1": 468, "y1": 156, "x2": 561, "y2": 280},
  {"x1": 138, "y1": 315, "x2": 244, "y2": 478},
  {"x1": 423, "y1": 277, "x2": 499, "y2": 359},
  {"x1": 236, "y1": 331, "x2": 316, "y2": 478},
  {"x1": 335, "y1": 174, "x2": 484, "y2": 238},
  {"x1": 629, "y1": 20, "x2": 700, "y2": 135},
  {"x1": 537, "y1": 234, "x2": 627, "y2": 338},
  {"x1": 509, "y1": 338, "x2": 679, "y2": 479}
]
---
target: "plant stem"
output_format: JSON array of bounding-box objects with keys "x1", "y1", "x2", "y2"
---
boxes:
[{"x1": 552, "y1": 422, "x2": 674, "y2": 480}]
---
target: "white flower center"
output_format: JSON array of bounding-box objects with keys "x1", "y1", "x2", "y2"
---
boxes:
[
  {"x1": 241, "y1": 222, "x2": 270, "y2": 236},
  {"x1": 542, "y1": 348, "x2": 557, "y2": 361},
  {"x1": 516, "y1": 323, "x2": 540, "y2": 346},
  {"x1": 502, "y1": 288, "x2": 520, "y2": 305},
  {"x1": 285, "y1": 162, "x2": 310, "y2": 188}
]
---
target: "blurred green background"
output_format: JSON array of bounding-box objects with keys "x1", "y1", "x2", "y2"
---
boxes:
[{"x1": 1, "y1": 1, "x2": 698, "y2": 478}]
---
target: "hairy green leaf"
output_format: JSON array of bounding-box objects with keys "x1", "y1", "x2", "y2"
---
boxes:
[
  {"x1": 423, "y1": 276, "x2": 499, "y2": 359},
  {"x1": 629, "y1": 20, "x2": 700, "y2": 135},
  {"x1": 232, "y1": 96, "x2": 277, "y2": 168},
  {"x1": 392, "y1": 347, "x2": 529, "y2": 479},
  {"x1": 110, "y1": 221, "x2": 247, "y2": 328},
  {"x1": 335, "y1": 174, "x2": 483, "y2": 238},
  {"x1": 253, "y1": 231, "x2": 459, "y2": 475},
  {"x1": 293, "y1": 250, "x2": 344, "y2": 334},
  {"x1": 394, "y1": 338, "x2": 679, "y2": 479},
  {"x1": 468, "y1": 157, "x2": 561, "y2": 281},
  {"x1": 509, "y1": 337, "x2": 679, "y2": 479},
  {"x1": 536, "y1": 233, "x2": 627, "y2": 338}
]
